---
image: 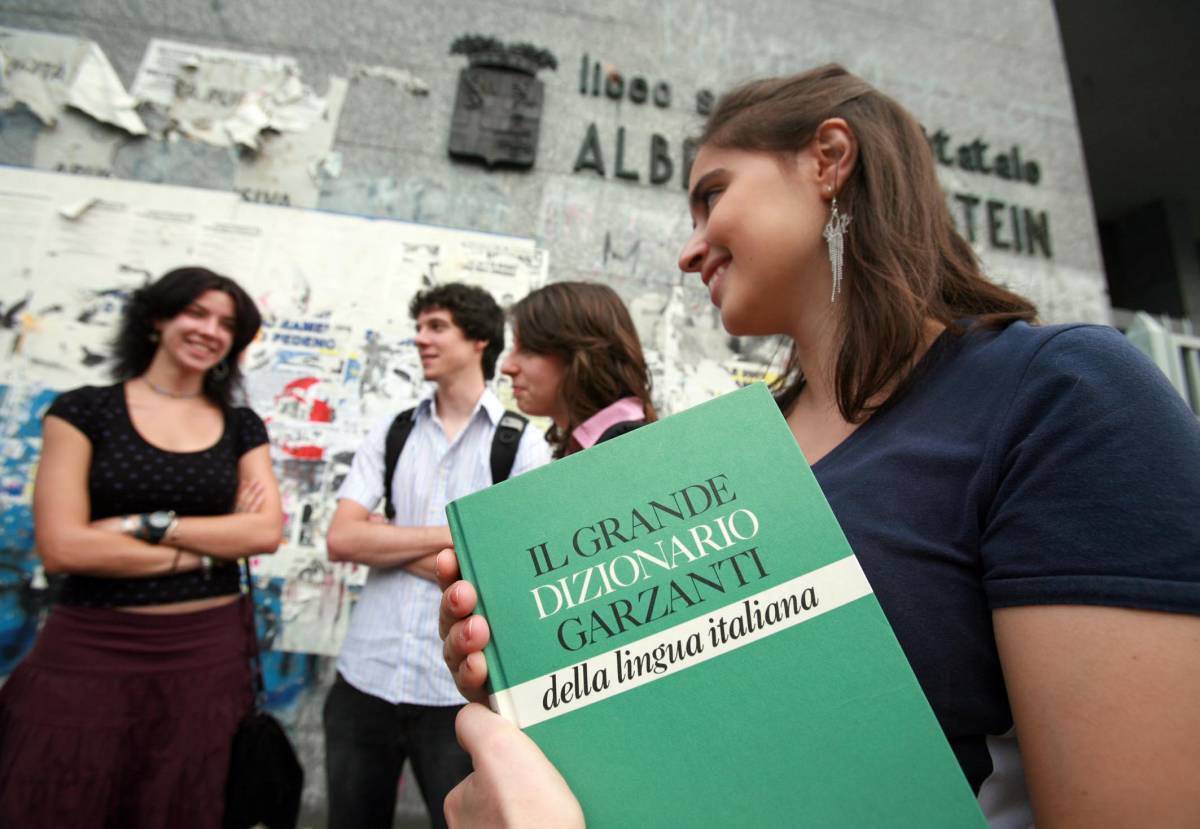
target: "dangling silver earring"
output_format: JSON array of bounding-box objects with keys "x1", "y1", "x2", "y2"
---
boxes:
[
  {"x1": 149, "y1": 330, "x2": 160, "y2": 343},
  {"x1": 823, "y1": 162, "x2": 851, "y2": 303},
  {"x1": 210, "y1": 360, "x2": 230, "y2": 381}
]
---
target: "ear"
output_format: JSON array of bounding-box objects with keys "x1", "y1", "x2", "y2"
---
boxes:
[{"x1": 813, "y1": 118, "x2": 858, "y2": 200}]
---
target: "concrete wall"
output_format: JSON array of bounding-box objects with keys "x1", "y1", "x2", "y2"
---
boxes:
[{"x1": 0, "y1": 1, "x2": 1106, "y2": 825}]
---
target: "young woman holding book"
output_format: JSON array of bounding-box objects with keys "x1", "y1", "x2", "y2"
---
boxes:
[
  {"x1": 436, "y1": 64, "x2": 1200, "y2": 828},
  {"x1": 502, "y1": 281, "x2": 657, "y2": 457},
  {"x1": 0, "y1": 267, "x2": 284, "y2": 828}
]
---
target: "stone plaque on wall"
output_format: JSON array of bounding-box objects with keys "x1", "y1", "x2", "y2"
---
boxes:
[{"x1": 448, "y1": 35, "x2": 556, "y2": 169}]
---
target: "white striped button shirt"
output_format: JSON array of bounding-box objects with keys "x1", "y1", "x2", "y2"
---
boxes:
[{"x1": 335, "y1": 388, "x2": 552, "y2": 705}]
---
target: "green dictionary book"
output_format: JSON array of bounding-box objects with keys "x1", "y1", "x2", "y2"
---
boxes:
[{"x1": 446, "y1": 383, "x2": 985, "y2": 827}]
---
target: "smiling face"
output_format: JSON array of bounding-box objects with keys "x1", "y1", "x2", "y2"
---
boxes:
[
  {"x1": 154, "y1": 289, "x2": 236, "y2": 374},
  {"x1": 414, "y1": 307, "x2": 486, "y2": 383},
  {"x1": 678, "y1": 143, "x2": 833, "y2": 338},
  {"x1": 501, "y1": 333, "x2": 567, "y2": 425}
]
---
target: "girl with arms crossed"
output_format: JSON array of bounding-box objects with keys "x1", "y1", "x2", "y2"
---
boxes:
[{"x1": 0, "y1": 267, "x2": 284, "y2": 828}]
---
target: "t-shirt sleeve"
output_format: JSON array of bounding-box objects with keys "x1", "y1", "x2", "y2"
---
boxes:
[
  {"x1": 44, "y1": 385, "x2": 100, "y2": 442},
  {"x1": 335, "y1": 414, "x2": 392, "y2": 512},
  {"x1": 233, "y1": 407, "x2": 270, "y2": 456},
  {"x1": 981, "y1": 325, "x2": 1200, "y2": 614}
]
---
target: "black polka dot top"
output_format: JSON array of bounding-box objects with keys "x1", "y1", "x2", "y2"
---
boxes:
[{"x1": 44, "y1": 383, "x2": 270, "y2": 607}]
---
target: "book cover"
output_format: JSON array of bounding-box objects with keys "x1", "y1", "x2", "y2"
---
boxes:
[{"x1": 446, "y1": 383, "x2": 985, "y2": 827}]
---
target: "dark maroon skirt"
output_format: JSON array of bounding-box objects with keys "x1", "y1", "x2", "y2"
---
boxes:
[{"x1": 0, "y1": 600, "x2": 253, "y2": 829}]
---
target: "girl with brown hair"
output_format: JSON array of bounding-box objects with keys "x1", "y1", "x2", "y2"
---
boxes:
[
  {"x1": 438, "y1": 65, "x2": 1200, "y2": 827},
  {"x1": 502, "y1": 281, "x2": 656, "y2": 457}
]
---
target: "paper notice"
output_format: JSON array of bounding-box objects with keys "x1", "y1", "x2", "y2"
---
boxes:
[
  {"x1": 131, "y1": 39, "x2": 330, "y2": 149},
  {"x1": 0, "y1": 27, "x2": 145, "y2": 134}
]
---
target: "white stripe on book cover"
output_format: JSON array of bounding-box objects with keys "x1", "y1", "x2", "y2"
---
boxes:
[{"x1": 490, "y1": 554, "x2": 874, "y2": 728}]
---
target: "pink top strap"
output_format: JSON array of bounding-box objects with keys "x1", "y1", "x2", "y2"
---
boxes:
[{"x1": 571, "y1": 396, "x2": 646, "y2": 450}]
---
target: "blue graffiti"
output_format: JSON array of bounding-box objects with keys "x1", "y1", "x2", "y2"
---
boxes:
[
  {"x1": 0, "y1": 504, "x2": 46, "y2": 677},
  {"x1": 0, "y1": 384, "x2": 54, "y2": 677},
  {"x1": 0, "y1": 550, "x2": 46, "y2": 676},
  {"x1": 15, "y1": 389, "x2": 57, "y2": 438},
  {"x1": 1, "y1": 439, "x2": 40, "y2": 498},
  {"x1": 253, "y1": 575, "x2": 321, "y2": 711}
]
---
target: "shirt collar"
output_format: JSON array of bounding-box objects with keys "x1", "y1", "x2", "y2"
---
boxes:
[
  {"x1": 571, "y1": 397, "x2": 645, "y2": 450},
  {"x1": 417, "y1": 387, "x2": 503, "y2": 426}
]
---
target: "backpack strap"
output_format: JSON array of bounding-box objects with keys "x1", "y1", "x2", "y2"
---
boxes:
[
  {"x1": 490, "y1": 411, "x2": 528, "y2": 484},
  {"x1": 384, "y1": 408, "x2": 525, "y2": 520},
  {"x1": 383, "y1": 408, "x2": 416, "y2": 520},
  {"x1": 595, "y1": 418, "x2": 645, "y2": 445}
]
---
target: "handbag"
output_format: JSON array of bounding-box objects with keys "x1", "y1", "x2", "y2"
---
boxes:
[{"x1": 223, "y1": 559, "x2": 304, "y2": 829}]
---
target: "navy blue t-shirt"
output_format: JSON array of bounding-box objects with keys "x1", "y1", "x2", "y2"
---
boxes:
[{"x1": 812, "y1": 321, "x2": 1200, "y2": 813}]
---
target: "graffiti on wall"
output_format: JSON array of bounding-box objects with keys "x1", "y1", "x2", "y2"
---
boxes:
[{"x1": 0, "y1": 166, "x2": 548, "y2": 676}]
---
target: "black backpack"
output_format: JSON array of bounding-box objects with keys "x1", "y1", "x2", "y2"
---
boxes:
[{"x1": 382, "y1": 408, "x2": 529, "y2": 520}]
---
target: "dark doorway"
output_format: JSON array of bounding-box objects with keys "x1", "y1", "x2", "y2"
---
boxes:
[{"x1": 1054, "y1": 0, "x2": 1200, "y2": 324}]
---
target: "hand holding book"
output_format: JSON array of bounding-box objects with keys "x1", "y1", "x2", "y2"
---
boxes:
[
  {"x1": 436, "y1": 547, "x2": 491, "y2": 704},
  {"x1": 445, "y1": 703, "x2": 584, "y2": 829},
  {"x1": 438, "y1": 548, "x2": 586, "y2": 828}
]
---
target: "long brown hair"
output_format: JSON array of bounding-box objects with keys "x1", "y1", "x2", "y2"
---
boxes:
[
  {"x1": 702, "y1": 64, "x2": 1037, "y2": 421},
  {"x1": 510, "y1": 282, "x2": 657, "y2": 457}
]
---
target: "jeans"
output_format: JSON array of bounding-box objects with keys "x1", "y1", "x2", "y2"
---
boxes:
[{"x1": 323, "y1": 673, "x2": 471, "y2": 829}]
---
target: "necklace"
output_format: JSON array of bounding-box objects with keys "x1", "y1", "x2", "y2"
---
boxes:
[{"x1": 143, "y1": 377, "x2": 203, "y2": 399}]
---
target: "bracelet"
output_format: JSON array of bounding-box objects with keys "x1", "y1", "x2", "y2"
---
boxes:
[
  {"x1": 121, "y1": 514, "x2": 139, "y2": 536},
  {"x1": 201, "y1": 555, "x2": 213, "y2": 580},
  {"x1": 170, "y1": 547, "x2": 183, "y2": 573},
  {"x1": 165, "y1": 517, "x2": 181, "y2": 544}
]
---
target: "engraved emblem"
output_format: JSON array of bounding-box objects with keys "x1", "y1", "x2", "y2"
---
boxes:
[{"x1": 448, "y1": 36, "x2": 557, "y2": 169}]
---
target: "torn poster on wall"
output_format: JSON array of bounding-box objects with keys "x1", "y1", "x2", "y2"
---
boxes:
[
  {"x1": 131, "y1": 39, "x2": 326, "y2": 150},
  {"x1": 130, "y1": 38, "x2": 346, "y2": 208},
  {"x1": 0, "y1": 27, "x2": 145, "y2": 134},
  {"x1": 0, "y1": 166, "x2": 548, "y2": 663},
  {"x1": 0, "y1": 26, "x2": 146, "y2": 178}
]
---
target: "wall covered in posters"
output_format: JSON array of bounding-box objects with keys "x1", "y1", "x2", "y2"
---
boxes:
[
  {"x1": 0, "y1": 163, "x2": 549, "y2": 654},
  {"x1": 0, "y1": 165, "x2": 551, "y2": 819}
]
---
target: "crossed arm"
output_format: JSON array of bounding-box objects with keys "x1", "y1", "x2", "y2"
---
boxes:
[
  {"x1": 35, "y1": 415, "x2": 283, "y2": 576},
  {"x1": 325, "y1": 498, "x2": 451, "y2": 580}
]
